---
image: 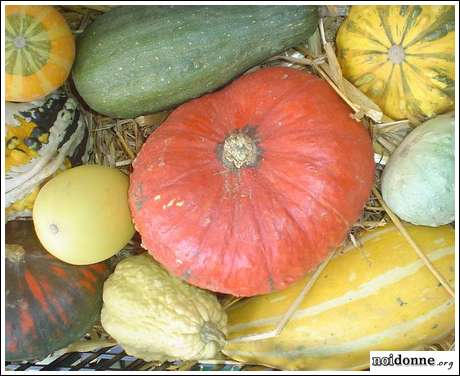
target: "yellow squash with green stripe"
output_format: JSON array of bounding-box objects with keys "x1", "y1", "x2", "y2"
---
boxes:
[
  {"x1": 6, "y1": 5, "x2": 75, "y2": 102},
  {"x1": 336, "y1": 5, "x2": 454, "y2": 123},
  {"x1": 223, "y1": 224, "x2": 455, "y2": 370}
]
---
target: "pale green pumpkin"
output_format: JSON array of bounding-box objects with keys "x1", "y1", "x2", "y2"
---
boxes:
[{"x1": 382, "y1": 112, "x2": 454, "y2": 226}]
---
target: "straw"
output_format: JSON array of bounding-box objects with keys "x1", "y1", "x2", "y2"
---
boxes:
[{"x1": 227, "y1": 249, "x2": 337, "y2": 344}]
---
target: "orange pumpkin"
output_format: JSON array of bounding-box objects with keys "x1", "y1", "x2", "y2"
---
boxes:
[
  {"x1": 129, "y1": 67, "x2": 375, "y2": 297},
  {"x1": 5, "y1": 5, "x2": 75, "y2": 102}
]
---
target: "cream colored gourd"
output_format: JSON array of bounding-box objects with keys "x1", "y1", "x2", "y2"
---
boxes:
[
  {"x1": 101, "y1": 253, "x2": 227, "y2": 362},
  {"x1": 223, "y1": 224, "x2": 455, "y2": 370}
]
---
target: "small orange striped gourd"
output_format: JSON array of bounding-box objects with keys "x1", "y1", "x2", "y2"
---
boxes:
[
  {"x1": 6, "y1": 5, "x2": 75, "y2": 102},
  {"x1": 336, "y1": 5, "x2": 454, "y2": 123},
  {"x1": 223, "y1": 223, "x2": 455, "y2": 370}
]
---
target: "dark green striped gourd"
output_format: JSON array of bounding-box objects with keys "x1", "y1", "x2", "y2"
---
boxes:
[
  {"x1": 72, "y1": 5, "x2": 318, "y2": 118},
  {"x1": 5, "y1": 220, "x2": 111, "y2": 361}
]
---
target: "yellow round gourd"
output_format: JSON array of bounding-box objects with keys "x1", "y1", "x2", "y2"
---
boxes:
[
  {"x1": 101, "y1": 253, "x2": 227, "y2": 362},
  {"x1": 33, "y1": 165, "x2": 135, "y2": 265},
  {"x1": 336, "y1": 5, "x2": 454, "y2": 122},
  {"x1": 223, "y1": 223, "x2": 455, "y2": 370}
]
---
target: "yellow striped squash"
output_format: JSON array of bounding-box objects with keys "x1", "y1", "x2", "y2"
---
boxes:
[
  {"x1": 336, "y1": 6, "x2": 454, "y2": 123},
  {"x1": 223, "y1": 223, "x2": 455, "y2": 370},
  {"x1": 6, "y1": 5, "x2": 75, "y2": 102}
]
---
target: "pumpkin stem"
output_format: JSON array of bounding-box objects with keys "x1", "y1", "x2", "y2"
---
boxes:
[
  {"x1": 220, "y1": 129, "x2": 259, "y2": 170},
  {"x1": 14, "y1": 36, "x2": 27, "y2": 49},
  {"x1": 388, "y1": 44, "x2": 405, "y2": 64},
  {"x1": 6, "y1": 244, "x2": 26, "y2": 263},
  {"x1": 200, "y1": 321, "x2": 226, "y2": 348}
]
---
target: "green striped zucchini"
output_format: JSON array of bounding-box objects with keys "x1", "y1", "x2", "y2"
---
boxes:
[{"x1": 72, "y1": 5, "x2": 318, "y2": 118}]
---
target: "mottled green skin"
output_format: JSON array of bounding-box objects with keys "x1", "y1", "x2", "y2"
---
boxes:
[
  {"x1": 382, "y1": 113, "x2": 454, "y2": 226},
  {"x1": 72, "y1": 5, "x2": 318, "y2": 118}
]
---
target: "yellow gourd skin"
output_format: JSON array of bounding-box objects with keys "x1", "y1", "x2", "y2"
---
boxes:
[
  {"x1": 336, "y1": 5, "x2": 454, "y2": 122},
  {"x1": 33, "y1": 165, "x2": 135, "y2": 265},
  {"x1": 6, "y1": 113, "x2": 47, "y2": 218},
  {"x1": 223, "y1": 224, "x2": 455, "y2": 371},
  {"x1": 6, "y1": 187, "x2": 40, "y2": 218},
  {"x1": 101, "y1": 253, "x2": 227, "y2": 362}
]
